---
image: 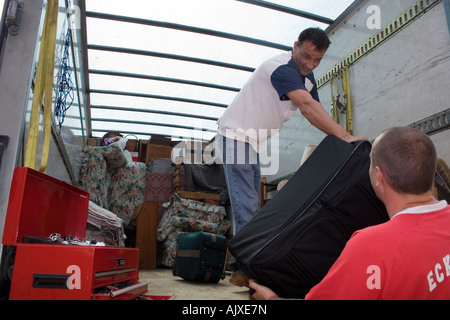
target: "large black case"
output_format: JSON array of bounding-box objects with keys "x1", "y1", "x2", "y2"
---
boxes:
[{"x1": 229, "y1": 135, "x2": 389, "y2": 298}]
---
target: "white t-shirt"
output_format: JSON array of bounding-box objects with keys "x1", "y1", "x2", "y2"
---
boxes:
[{"x1": 218, "y1": 51, "x2": 319, "y2": 153}]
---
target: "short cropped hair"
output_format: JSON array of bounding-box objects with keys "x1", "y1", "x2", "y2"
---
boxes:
[
  {"x1": 371, "y1": 127, "x2": 437, "y2": 195},
  {"x1": 298, "y1": 28, "x2": 331, "y2": 52}
]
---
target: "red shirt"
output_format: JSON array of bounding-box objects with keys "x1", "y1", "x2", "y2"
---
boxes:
[{"x1": 305, "y1": 201, "x2": 450, "y2": 300}]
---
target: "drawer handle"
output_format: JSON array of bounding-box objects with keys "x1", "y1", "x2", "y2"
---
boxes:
[
  {"x1": 33, "y1": 273, "x2": 69, "y2": 289},
  {"x1": 110, "y1": 282, "x2": 150, "y2": 298}
]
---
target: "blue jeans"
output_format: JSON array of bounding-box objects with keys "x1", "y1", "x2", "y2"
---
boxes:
[{"x1": 221, "y1": 135, "x2": 261, "y2": 234}]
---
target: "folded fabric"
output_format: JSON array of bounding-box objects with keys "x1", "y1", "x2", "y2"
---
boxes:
[{"x1": 86, "y1": 200, "x2": 126, "y2": 247}]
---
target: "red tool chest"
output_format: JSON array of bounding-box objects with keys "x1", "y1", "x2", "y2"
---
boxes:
[{"x1": 2, "y1": 167, "x2": 149, "y2": 300}]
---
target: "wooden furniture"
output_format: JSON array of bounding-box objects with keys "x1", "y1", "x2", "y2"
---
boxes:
[
  {"x1": 139, "y1": 140, "x2": 173, "y2": 165},
  {"x1": 261, "y1": 177, "x2": 268, "y2": 207},
  {"x1": 173, "y1": 163, "x2": 267, "y2": 205},
  {"x1": 135, "y1": 201, "x2": 158, "y2": 269},
  {"x1": 173, "y1": 163, "x2": 220, "y2": 202}
]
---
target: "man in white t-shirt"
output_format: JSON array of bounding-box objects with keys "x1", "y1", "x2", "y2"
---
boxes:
[{"x1": 218, "y1": 28, "x2": 366, "y2": 287}]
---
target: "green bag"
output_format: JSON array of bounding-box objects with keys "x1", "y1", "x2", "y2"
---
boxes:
[{"x1": 173, "y1": 232, "x2": 228, "y2": 283}]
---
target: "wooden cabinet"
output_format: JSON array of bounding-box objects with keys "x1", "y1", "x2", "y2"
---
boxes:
[
  {"x1": 138, "y1": 140, "x2": 173, "y2": 165},
  {"x1": 136, "y1": 202, "x2": 158, "y2": 270}
]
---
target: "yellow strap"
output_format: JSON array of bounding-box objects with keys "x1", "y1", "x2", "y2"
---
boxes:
[
  {"x1": 24, "y1": 0, "x2": 58, "y2": 172},
  {"x1": 330, "y1": 66, "x2": 353, "y2": 134},
  {"x1": 330, "y1": 74, "x2": 339, "y2": 123},
  {"x1": 342, "y1": 66, "x2": 353, "y2": 135}
]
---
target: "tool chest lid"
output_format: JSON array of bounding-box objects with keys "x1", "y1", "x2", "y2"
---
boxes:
[{"x1": 2, "y1": 167, "x2": 90, "y2": 246}]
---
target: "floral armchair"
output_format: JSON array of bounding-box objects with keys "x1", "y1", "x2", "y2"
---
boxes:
[
  {"x1": 78, "y1": 143, "x2": 146, "y2": 225},
  {"x1": 157, "y1": 193, "x2": 231, "y2": 267}
]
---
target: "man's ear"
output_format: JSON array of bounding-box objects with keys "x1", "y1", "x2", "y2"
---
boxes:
[
  {"x1": 374, "y1": 166, "x2": 384, "y2": 188},
  {"x1": 293, "y1": 41, "x2": 299, "y2": 54}
]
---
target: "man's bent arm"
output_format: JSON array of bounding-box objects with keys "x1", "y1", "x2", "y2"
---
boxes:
[{"x1": 287, "y1": 89, "x2": 366, "y2": 143}]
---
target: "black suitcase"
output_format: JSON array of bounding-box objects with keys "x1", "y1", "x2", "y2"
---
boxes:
[
  {"x1": 229, "y1": 135, "x2": 389, "y2": 298},
  {"x1": 173, "y1": 232, "x2": 228, "y2": 283}
]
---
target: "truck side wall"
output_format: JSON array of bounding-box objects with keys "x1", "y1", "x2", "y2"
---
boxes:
[{"x1": 273, "y1": 0, "x2": 449, "y2": 180}]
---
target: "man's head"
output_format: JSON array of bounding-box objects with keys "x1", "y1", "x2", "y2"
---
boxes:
[
  {"x1": 293, "y1": 28, "x2": 331, "y2": 76},
  {"x1": 370, "y1": 127, "x2": 437, "y2": 196}
]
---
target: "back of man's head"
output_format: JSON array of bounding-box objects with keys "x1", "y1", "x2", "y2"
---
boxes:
[{"x1": 371, "y1": 127, "x2": 437, "y2": 195}]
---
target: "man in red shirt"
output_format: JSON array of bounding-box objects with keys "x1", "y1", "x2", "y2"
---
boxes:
[{"x1": 250, "y1": 127, "x2": 450, "y2": 300}]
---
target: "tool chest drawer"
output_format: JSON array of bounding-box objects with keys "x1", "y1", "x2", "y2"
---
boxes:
[
  {"x1": 3, "y1": 168, "x2": 148, "y2": 300},
  {"x1": 9, "y1": 243, "x2": 147, "y2": 300}
]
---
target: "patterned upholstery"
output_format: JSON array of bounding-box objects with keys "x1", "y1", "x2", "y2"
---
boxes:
[
  {"x1": 157, "y1": 193, "x2": 231, "y2": 267},
  {"x1": 78, "y1": 143, "x2": 146, "y2": 225}
]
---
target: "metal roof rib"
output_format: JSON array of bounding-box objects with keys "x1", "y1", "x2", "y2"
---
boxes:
[
  {"x1": 235, "y1": 0, "x2": 335, "y2": 24},
  {"x1": 89, "y1": 69, "x2": 241, "y2": 92},
  {"x1": 88, "y1": 44, "x2": 256, "y2": 72},
  {"x1": 86, "y1": 11, "x2": 292, "y2": 51},
  {"x1": 89, "y1": 89, "x2": 228, "y2": 108},
  {"x1": 91, "y1": 117, "x2": 216, "y2": 133},
  {"x1": 90, "y1": 104, "x2": 219, "y2": 122},
  {"x1": 81, "y1": 1, "x2": 356, "y2": 141}
]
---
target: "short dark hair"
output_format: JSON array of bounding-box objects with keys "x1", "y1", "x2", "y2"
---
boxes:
[
  {"x1": 298, "y1": 28, "x2": 331, "y2": 52},
  {"x1": 371, "y1": 127, "x2": 437, "y2": 195}
]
